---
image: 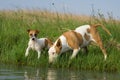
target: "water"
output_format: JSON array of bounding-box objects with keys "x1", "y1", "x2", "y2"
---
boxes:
[{"x1": 0, "y1": 64, "x2": 120, "y2": 80}]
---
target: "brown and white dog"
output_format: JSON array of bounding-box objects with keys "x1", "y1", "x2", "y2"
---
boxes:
[
  {"x1": 25, "y1": 29, "x2": 53, "y2": 59},
  {"x1": 48, "y1": 24, "x2": 111, "y2": 63}
]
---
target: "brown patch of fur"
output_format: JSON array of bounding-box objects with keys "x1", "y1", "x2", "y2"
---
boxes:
[
  {"x1": 45, "y1": 38, "x2": 53, "y2": 48},
  {"x1": 27, "y1": 29, "x2": 30, "y2": 33},
  {"x1": 45, "y1": 39, "x2": 48, "y2": 47},
  {"x1": 27, "y1": 29, "x2": 39, "y2": 37},
  {"x1": 84, "y1": 33, "x2": 90, "y2": 41},
  {"x1": 87, "y1": 28, "x2": 90, "y2": 33},
  {"x1": 55, "y1": 39, "x2": 62, "y2": 54},
  {"x1": 90, "y1": 24, "x2": 107, "y2": 58},
  {"x1": 91, "y1": 24, "x2": 111, "y2": 36},
  {"x1": 63, "y1": 30, "x2": 83, "y2": 49}
]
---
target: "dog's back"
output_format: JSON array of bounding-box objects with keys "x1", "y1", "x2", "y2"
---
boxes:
[
  {"x1": 37, "y1": 38, "x2": 47, "y2": 49},
  {"x1": 75, "y1": 25, "x2": 90, "y2": 35}
]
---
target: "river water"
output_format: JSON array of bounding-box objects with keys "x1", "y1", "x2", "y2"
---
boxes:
[{"x1": 0, "y1": 63, "x2": 120, "y2": 80}]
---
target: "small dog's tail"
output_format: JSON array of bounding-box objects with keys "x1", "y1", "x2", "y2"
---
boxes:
[{"x1": 92, "y1": 24, "x2": 112, "y2": 36}]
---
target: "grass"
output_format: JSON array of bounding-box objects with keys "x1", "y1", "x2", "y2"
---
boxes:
[{"x1": 0, "y1": 9, "x2": 120, "y2": 72}]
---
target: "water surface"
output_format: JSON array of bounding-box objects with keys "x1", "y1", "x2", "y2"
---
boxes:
[{"x1": 0, "y1": 63, "x2": 120, "y2": 80}]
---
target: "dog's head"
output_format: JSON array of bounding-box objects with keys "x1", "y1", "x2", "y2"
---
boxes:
[
  {"x1": 27, "y1": 29, "x2": 39, "y2": 41},
  {"x1": 48, "y1": 39, "x2": 62, "y2": 63}
]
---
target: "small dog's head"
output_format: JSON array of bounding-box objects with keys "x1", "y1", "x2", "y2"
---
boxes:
[{"x1": 27, "y1": 29, "x2": 39, "y2": 41}]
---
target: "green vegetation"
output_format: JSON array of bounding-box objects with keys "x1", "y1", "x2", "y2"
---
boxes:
[{"x1": 0, "y1": 10, "x2": 120, "y2": 72}]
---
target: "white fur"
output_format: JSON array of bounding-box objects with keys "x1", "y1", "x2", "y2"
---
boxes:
[
  {"x1": 75, "y1": 25, "x2": 94, "y2": 47},
  {"x1": 25, "y1": 38, "x2": 47, "y2": 59},
  {"x1": 75, "y1": 25, "x2": 90, "y2": 35},
  {"x1": 48, "y1": 42, "x2": 57, "y2": 63},
  {"x1": 70, "y1": 48, "x2": 80, "y2": 59},
  {"x1": 59, "y1": 35, "x2": 72, "y2": 53}
]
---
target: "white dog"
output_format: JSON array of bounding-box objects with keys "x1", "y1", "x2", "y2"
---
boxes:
[
  {"x1": 48, "y1": 24, "x2": 111, "y2": 63},
  {"x1": 25, "y1": 29, "x2": 53, "y2": 59}
]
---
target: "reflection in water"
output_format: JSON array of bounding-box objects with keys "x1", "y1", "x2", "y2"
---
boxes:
[
  {"x1": 47, "y1": 69, "x2": 57, "y2": 80},
  {"x1": 24, "y1": 69, "x2": 40, "y2": 80},
  {"x1": 24, "y1": 68, "x2": 59, "y2": 80},
  {"x1": 1, "y1": 64, "x2": 120, "y2": 80},
  {"x1": 24, "y1": 68, "x2": 109, "y2": 80},
  {"x1": 69, "y1": 71, "x2": 85, "y2": 80},
  {"x1": 23, "y1": 67, "x2": 120, "y2": 80}
]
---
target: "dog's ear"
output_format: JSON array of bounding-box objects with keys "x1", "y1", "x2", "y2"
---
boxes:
[
  {"x1": 56, "y1": 39, "x2": 62, "y2": 49},
  {"x1": 36, "y1": 30, "x2": 39, "y2": 34},
  {"x1": 27, "y1": 29, "x2": 30, "y2": 33}
]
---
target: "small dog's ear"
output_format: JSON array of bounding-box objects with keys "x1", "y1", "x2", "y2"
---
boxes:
[
  {"x1": 36, "y1": 30, "x2": 39, "y2": 34},
  {"x1": 27, "y1": 29, "x2": 30, "y2": 33}
]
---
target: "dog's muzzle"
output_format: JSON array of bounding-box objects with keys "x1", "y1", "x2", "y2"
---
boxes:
[{"x1": 32, "y1": 38, "x2": 35, "y2": 41}]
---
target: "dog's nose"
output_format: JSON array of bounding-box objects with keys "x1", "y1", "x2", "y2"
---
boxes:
[{"x1": 32, "y1": 38, "x2": 35, "y2": 40}]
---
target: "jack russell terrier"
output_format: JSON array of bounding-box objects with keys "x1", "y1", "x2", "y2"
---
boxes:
[
  {"x1": 25, "y1": 29, "x2": 53, "y2": 59},
  {"x1": 48, "y1": 24, "x2": 111, "y2": 63}
]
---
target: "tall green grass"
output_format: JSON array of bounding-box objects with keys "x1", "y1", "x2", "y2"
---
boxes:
[{"x1": 0, "y1": 10, "x2": 120, "y2": 72}]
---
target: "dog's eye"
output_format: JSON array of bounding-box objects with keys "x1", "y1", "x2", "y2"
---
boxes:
[
  {"x1": 30, "y1": 34, "x2": 32, "y2": 36},
  {"x1": 34, "y1": 34, "x2": 37, "y2": 36}
]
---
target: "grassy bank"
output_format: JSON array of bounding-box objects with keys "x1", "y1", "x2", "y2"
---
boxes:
[{"x1": 0, "y1": 10, "x2": 120, "y2": 72}]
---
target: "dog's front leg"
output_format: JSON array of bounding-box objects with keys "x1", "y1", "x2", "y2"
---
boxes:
[
  {"x1": 83, "y1": 46, "x2": 88, "y2": 55},
  {"x1": 70, "y1": 48, "x2": 80, "y2": 59},
  {"x1": 25, "y1": 46, "x2": 31, "y2": 57},
  {"x1": 37, "y1": 50, "x2": 41, "y2": 59}
]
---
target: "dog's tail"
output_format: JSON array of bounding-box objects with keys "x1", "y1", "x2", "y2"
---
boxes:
[{"x1": 92, "y1": 24, "x2": 112, "y2": 36}]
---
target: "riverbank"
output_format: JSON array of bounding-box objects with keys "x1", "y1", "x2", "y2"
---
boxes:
[{"x1": 0, "y1": 10, "x2": 120, "y2": 72}]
